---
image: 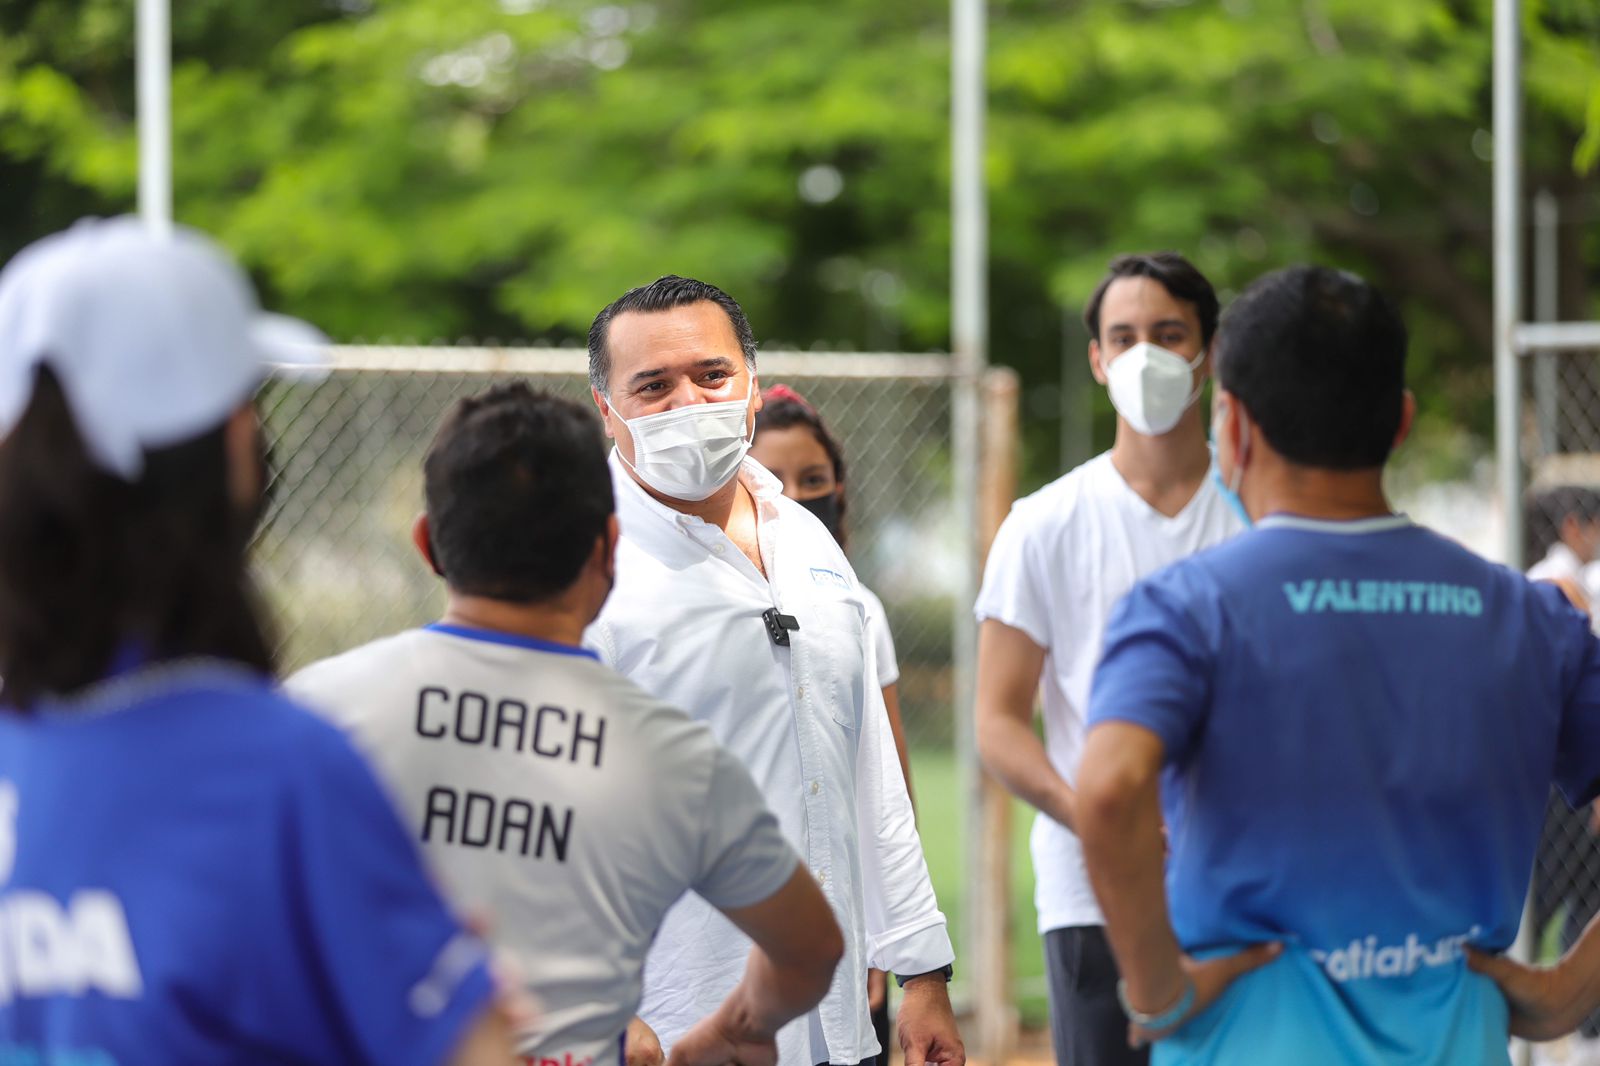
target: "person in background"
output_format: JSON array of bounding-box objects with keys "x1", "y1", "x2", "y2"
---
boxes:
[
  {"x1": 585, "y1": 275, "x2": 961, "y2": 1066},
  {"x1": 750, "y1": 385, "x2": 914, "y2": 795},
  {"x1": 1527, "y1": 486, "x2": 1600, "y2": 611},
  {"x1": 0, "y1": 217, "x2": 515, "y2": 1065},
  {"x1": 287, "y1": 383, "x2": 843, "y2": 1066},
  {"x1": 973, "y1": 252, "x2": 1239, "y2": 1066},
  {"x1": 750, "y1": 383, "x2": 913, "y2": 1066},
  {"x1": 1078, "y1": 265, "x2": 1600, "y2": 1064}
]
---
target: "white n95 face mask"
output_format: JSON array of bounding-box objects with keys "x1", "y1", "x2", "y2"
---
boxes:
[
  {"x1": 613, "y1": 386, "x2": 754, "y2": 501},
  {"x1": 1105, "y1": 341, "x2": 1206, "y2": 436}
]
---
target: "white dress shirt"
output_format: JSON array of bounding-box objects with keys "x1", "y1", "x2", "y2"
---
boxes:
[{"x1": 587, "y1": 452, "x2": 953, "y2": 1066}]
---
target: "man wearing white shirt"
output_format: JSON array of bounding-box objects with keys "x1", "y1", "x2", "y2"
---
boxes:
[
  {"x1": 583, "y1": 276, "x2": 961, "y2": 1066},
  {"x1": 973, "y1": 253, "x2": 1240, "y2": 1066},
  {"x1": 286, "y1": 384, "x2": 844, "y2": 1066}
]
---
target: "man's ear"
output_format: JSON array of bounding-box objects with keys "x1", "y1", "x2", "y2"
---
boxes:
[
  {"x1": 412, "y1": 512, "x2": 444, "y2": 577},
  {"x1": 1393, "y1": 390, "x2": 1417, "y2": 452},
  {"x1": 750, "y1": 372, "x2": 763, "y2": 415},
  {"x1": 1088, "y1": 340, "x2": 1109, "y2": 386},
  {"x1": 592, "y1": 387, "x2": 617, "y2": 440}
]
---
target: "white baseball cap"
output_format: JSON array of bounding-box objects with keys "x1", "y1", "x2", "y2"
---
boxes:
[{"x1": 0, "y1": 216, "x2": 327, "y2": 480}]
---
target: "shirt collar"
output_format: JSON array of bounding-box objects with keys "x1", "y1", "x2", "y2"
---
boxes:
[
  {"x1": 609, "y1": 449, "x2": 785, "y2": 536},
  {"x1": 1256, "y1": 512, "x2": 1414, "y2": 535},
  {"x1": 424, "y1": 622, "x2": 599, "y2": 661}
]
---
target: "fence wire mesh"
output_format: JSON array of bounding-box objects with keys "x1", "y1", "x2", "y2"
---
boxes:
[
  {"x1": 1524, "y1": 347, "x2": 1600, "y2": 1051},
  {"x1": 252, "y1": 348, "x2": 964, "y2": 752}
]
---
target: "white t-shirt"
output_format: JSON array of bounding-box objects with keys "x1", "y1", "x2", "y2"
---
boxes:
[
  {"x1": 858, "y1": 585, "x2": 900, "y2": 689},
  {"x1": 286, "y1": 625, "x2": 800, "y2": 1066},
  {"x1": 1529, "y1": 542, "x2": 1583, "y2": 584},
  {"x1": 973, "y1": 451, "x2": 1241, "y2": 933}
]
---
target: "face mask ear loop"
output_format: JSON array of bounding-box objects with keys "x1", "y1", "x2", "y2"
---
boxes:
[
  {"x1": 1179, "y1": 347, "x2": 1209, "y2": 414},
  {"x1": 1229, "y1": 414, "x2": 1250, "y2": 496}
]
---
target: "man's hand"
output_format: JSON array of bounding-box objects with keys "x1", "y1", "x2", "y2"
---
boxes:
[
  {"x1": 1128, "y1": 944, "x2": 1281, "y2": 1048},
  {"x1": 663, "y1": 1012, "x2": 776, "y2": 1066},
  {"x1": 897, "y1": 975, "x2": 965, "y2": 1066},
  {"x1": 1465, "y1": 948, "x2": 1584, "y2": 1041},
  {"x1": 626, "y1": 1017, "x2": 666, "y2": 1066}
]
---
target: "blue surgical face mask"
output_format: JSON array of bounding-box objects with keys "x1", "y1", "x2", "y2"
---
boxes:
[{"x1": 1210, "y1": 406, "x2": 1253, "y2": 528}]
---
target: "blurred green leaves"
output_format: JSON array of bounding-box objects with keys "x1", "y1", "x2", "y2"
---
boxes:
[{"x1": 0, "y1": 0, "x2": 1595, "y2": 481}]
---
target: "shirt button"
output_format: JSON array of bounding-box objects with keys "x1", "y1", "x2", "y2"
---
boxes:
[
  {"x1": 712, "y1": 544, "x2": 725, "y2": 555},
  {"x1": 811, "y1": 781, "x2": 821, "y2": 795},
  {"x1": 814, "y1": 869, "x2": 828, "y2": 886},
  {"x1": 796, "y1": 684, "x2": 806, "y2": 699}
]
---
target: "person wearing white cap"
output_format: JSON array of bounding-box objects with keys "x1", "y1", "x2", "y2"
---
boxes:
[
  {"x1": 583, "y1": 276, "x2": 961, "y2": 1066},
  {"x1": 286, "y1": 382, "x2": 844, "y2": 1066},
  {"x1": 0, "y1": 217, "x2": 517, "y2": 1065}
]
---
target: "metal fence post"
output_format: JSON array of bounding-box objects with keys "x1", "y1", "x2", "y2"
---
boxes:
[
  {"x1": 136, "y1": 0, "x2": 172, "y2": 236},
  {"x1": 974, "y1": 367, "x2": 1020, "y2": 1063},
  {"x1": 1492, "y1": 0, "x2": 1522, "y2": 568},
  {"x1": 1532, "y1": 189, "x2": 1559, "y2": 458},
  {"x1": 950, "y1": 0, "x2": 989, "y2": 1048}
]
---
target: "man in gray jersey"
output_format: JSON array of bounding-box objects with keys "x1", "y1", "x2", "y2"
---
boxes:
[{"x1": 288, "y1": 384, "x2": 843, "y2": 1066}]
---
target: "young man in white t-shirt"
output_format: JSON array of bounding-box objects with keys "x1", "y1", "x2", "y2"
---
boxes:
[
  {"x1": 287, "y1": 384, "x2": 844, "y2": 1066},
  {"x1": 972, "y1": 253, "x2": 1240, "y2": 1066}
]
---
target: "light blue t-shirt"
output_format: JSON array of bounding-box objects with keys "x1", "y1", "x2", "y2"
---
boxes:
[
  {"x1": 1089, "y1": 513, "x2": 1600, "y2": 1066},
  {"x1": 0, "y1": 661, "x2": 495, "y2": 1065}
]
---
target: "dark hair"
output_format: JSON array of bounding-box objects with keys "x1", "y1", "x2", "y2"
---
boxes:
[
  {"x1": 1083, "y1": 252, "x2": 1221, "y2": 346},
  {"x1": 0, "y1": 367, "x2": 274, "y2": 709},
  {"x1": 754, "y1": 385, "x2": 850, "y2": 548},
  {"x1": 424, "y1": 383, "x2": 613, "y2": 603},
  {"x1": 1525, "y1": 486, "x2": 1600, "y2": 568},
  {"x1": 1214, "y1": 266, "x2": 1407, "y2": 470},
  {"x1": 587, "y1": 275, "x2": 758, "y2": 394}
]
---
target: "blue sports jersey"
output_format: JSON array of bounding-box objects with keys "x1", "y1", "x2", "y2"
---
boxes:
[
  {"x1": 1089, "y1": 513, "x2": 1600, "y2": 1066},
  {"x1": 0, "y1": 660, "x2": 495, "y2": 1065}
]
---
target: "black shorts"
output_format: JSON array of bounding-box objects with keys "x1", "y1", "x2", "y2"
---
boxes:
[{"x1": 1042, "y1": 925, "x2": 1149, "y2": 1066}]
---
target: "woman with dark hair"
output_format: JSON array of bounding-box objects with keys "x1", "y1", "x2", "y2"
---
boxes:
[
  {"x1": 0, "y1": 218, "x2": 515, "y2": 1065},
  {"x1": 750, "y1": 384, "x2": 913, "y2": 1066}
]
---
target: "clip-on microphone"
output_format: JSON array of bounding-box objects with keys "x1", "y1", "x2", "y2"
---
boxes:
[{"x1": 763, "y1": 608, "x2": 801, "y2": 647}]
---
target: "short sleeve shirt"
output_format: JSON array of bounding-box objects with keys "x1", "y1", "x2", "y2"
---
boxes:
[
  {"x1": 973, "y1": 452, "x2": 1241, "y2": 932},
  {"x1": 858, "y1": 585, "x2": 900, "y2": 689},
  {"x1": 1088, "y1": 514, "x2": 1600, "y2": 1065},
  {"x1": 0, "y1": 662, "x2": 494, "y2": 1065},
  {"x1": 287, "y1": 626, "x2": 800, "y2": 1066}
]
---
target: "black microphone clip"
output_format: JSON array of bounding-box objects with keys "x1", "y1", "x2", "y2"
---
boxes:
[{"x1": 762, "y1": 608, "x2": 801, "y2": 647}]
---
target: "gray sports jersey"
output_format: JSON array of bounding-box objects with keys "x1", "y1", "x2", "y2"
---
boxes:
[{"x1": 287, "y1": 624, "x2": 799, "y2": 1066}]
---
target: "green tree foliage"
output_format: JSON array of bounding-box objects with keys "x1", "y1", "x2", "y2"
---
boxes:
[{"x1": 0, "y1": 0, "x2": 1595, "y2": 480}]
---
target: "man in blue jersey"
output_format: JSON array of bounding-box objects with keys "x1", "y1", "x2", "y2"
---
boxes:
[{"x1": 1076, "y1": 264, "x2": 1600, "y2": 1065}]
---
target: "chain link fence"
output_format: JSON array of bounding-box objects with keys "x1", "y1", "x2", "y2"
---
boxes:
[
  {"x1": 1523, "y1": 345, "x2": 1600, "y2": 1059},
  {"x1": 252, "y1": 344, "x2": 1028, "y2": 1031},
  {"x1": 253, "y1": 346, "x2": 966, "y2": 752}
]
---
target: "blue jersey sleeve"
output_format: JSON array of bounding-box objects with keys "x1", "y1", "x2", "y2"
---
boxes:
[
  {"x1": 1552, "y1": 588, "x2": 1600, "y2": 808},
  {"x1": 1089, "y1": 567, "x2": 1215, "y2": 763},
  {"x1": 240, "y1": 715, "x2": 496, "y2": 1066}
]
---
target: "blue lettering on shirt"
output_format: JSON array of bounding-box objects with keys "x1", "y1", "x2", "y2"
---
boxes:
[{"x1": 1282, "y1": 578, "x2": 1484, "y2": 616}]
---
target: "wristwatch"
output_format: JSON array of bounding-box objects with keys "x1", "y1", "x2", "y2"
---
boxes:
[{"x1": 893, "y1": 964, "x2": 954, "y2": 988}]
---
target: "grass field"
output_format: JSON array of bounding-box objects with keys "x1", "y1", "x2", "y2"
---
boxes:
[{"x1": 909, "y1": 748, "x2": 1051, "y2": 1027}]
